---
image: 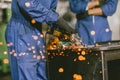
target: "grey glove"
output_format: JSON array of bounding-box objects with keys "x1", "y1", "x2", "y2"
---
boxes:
[
  {"x1": 95, "y1": 0, "x2": 106, "y2": 7},
  {"x1": 54, "y1": 17, "x2": 76, "y2": 34},
  {"x1": 76, "y1": 11, "x2": 89, "y2": 20},
  {"x1": 99, "y1": 0, "x2": 106, "y2": 6}
]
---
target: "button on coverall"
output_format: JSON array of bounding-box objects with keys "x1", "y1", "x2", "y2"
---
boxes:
[
  {"x1": 5, "y1": 0, "x2": 59, "y2": 80},
  {"x1": 69, "y1": 0, "x2": 118, "y2": 45}
]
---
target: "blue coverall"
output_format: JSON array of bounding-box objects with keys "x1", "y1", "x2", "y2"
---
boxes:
[
  {"x1": 5, "y1": 0, "x2": 59, "y2": 80},
  {"x1": 69, "y1": 0, "x2": 118, "y2": 45}
]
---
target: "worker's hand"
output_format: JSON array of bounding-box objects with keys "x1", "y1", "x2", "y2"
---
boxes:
[
  {"x1": 88, "y1": 8, "x2": 103, "y2": 16},
  {"x1": 88, "y1": 0, "x2": 106, "y2": 9},
  {"x1": 87, "y1": 0, "x2": 99, "y2": 9}
]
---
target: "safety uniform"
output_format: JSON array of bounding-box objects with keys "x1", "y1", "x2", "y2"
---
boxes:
[
  {"x1": 5, "y1": 0, "x2": 59, "y2": 80},
  {"x1": 69, "y1": 0, "x2": 118, "y2": 45}
]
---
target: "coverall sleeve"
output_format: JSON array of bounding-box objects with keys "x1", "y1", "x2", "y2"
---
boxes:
[
  {"x1": 50, "y1": 0, "x2": 58, "y2": 9},
  {"x1": 17, "y1": 0, "x2": 59, "y2": 23},
  {"x1": 69, "y1": 0, "x2": 88, "y2": 14},
  {"x1": 101, "y1": 0, "x2": 118, "y2": 16}
]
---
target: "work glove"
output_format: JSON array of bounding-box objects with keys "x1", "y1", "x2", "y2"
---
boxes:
[
  {"x1": 54, "y1": 17, "x2": 76, "y2": 34},
  {"x1": 76, "y1": 11, "x2": 89, "y2": 20},
  {"x1": 98, "y1": 0, "x2": 106, "y2": 7}
]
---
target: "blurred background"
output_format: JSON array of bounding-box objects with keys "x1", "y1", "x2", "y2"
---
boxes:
[{"x1": 0, "y1": 0, "x2": 120, "y2": 80}]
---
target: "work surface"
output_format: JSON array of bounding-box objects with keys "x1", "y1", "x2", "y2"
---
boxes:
[{"x1": 47, "y1": 40, "x2": 120, "y2": 80}]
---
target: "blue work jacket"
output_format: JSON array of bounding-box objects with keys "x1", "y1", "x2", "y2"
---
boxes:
[
  {"x1": 6, "y1": 0, "x2": 59, "y2": 58},
  {"x1": 69, "y1": 0, "x2": 118, "y2": 45},
  {"x1": 5, "y1": 0, "x2": 59, "y2": 80}
]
